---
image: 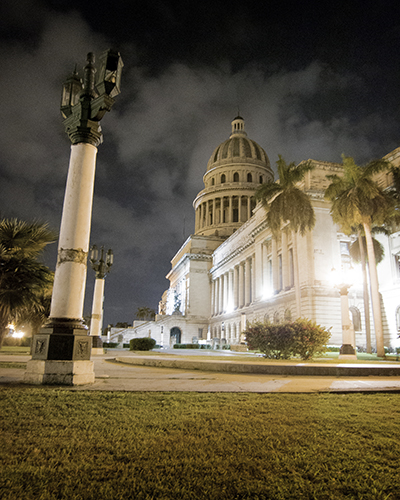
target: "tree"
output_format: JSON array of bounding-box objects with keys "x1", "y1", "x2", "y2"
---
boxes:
[
  {"x1": 135, "y1": 307, "x2": 156, "y2": 321},
  {"x1": 325, "y1": 155, "x2": 394, "y2": 357},
  {"x1": 350, "y1": 233, "x2": 384, "y2": 353},
  {"x1": 255, "y1": 156, "x2": 315, "y2": 316},
  {"x1": 0, "y1": 218, "x2": 56, "y2": 347}
]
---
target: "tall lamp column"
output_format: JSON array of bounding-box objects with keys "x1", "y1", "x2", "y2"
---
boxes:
[
  {"x1": 89, "y1": 245, "x2": 113, "y2": 354},
  {"x1": 25, "y1": 50, "x2": 123, "y2": 385}
]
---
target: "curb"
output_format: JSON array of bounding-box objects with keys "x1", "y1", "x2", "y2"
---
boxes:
[{"x1": 114, "y1": 357, "x2": 400, "y2": 377}]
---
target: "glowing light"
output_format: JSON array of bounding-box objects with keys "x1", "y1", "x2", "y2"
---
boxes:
[
  {"x1": 226, "y1": 300, "x2": 234, "y2": 314},
  {"x1": 262, "y1": 285, "x2": 273, "y2": 300},
  {"x1": 12, "y1": 330, "x2": 24, "y2": 339}
]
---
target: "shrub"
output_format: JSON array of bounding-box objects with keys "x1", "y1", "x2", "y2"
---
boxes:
[
  {"x1": 102, "y1": 342, "x2": 119, "y2": 348},
  {"x1": 292, "y1": 318, "x2": 331, "y2": 360},
  {"x1": 245, "y1": 318, "x2": 331, "y2": 360},
  {"x1": 130, "y1": 338, "x2": 156, "y2": 351},
  {"x1": 173, "y1": 343, "x2": 200, "y2": 349}
]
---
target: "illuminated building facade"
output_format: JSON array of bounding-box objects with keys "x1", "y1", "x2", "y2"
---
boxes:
[{"x1": 123, "y1": 117, "x2": 400, "y2": 351}]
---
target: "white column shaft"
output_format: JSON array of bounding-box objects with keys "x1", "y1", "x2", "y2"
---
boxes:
[
  {"x1": 50, "y1": 143, "x2": 98, "y2": 320},
  {"x1": 91, "y1": 278, "x2": 105, "y2": 337}
]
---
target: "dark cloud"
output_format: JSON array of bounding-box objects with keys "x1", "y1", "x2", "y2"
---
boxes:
[{"x1": 1, "y1": 0, "x2": 399, "y2": 326}]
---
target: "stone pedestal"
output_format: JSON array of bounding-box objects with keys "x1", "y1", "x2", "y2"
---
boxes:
[
  {"x1": 339, "y1": 343, "x2": 357, "y2": 360},
  {"x1": 24, "y1": 319, "x2": 95, "y2": 385},
  {"x1": 24, "y1": 360, "x2": 94, "y2": 385}
]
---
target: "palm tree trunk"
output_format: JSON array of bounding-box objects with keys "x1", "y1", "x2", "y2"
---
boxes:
[
  {"x1": 357, "y1": 230, "x2": 372, "y2": 353},
  {"x1": 0, "y1": 312, "x2": 9, "y2": 349},
  {"x1": 363, "y1": 222, "x2": 385, "y2": 356}
]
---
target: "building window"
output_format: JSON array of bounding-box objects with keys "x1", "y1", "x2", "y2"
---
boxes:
[
  {"x1": 233, "y1": 172, "x2": 239, "y2": 182},
  {"x1": 198, "y1": 328, "x2": 203, "y2": 339},
  {"x1": 394, "y1": 254, "x2": 400, "y2": 279},
  {"x1": 340, "y1": 241, "x2": 351, "y2": 266},
  {"x1": 284, "y1": 308, "x2": 292, "y2": 321},
  {"x1": 221, "y1": 174, "x2": 226, "y2": 184},
  {"x1": 289, "y1": 249, "x2": 294, "y2": 288},
  {"x1": 247, "y1": 173, "x2": 252, "y2": 182},
  {"x1": 259, "y1": 175, "x2": 263, "y2": 183},
  {"x1": 273, "y1": 311, "x2": 280, "y2": 324},
  {"x1": 349, "y1": 307, "x2": 361, "y2": 332},
  {"x1": 211, "y1": 178, "x2": 215, "y2": 186},
  {"x1": 278, "y1": 254, "x2": 283, "y2": 291},
  {"x1": 396, "y1": 306, "x2": 400, "y2": 332}
]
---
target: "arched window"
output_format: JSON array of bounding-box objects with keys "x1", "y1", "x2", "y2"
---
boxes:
[
  {"x1": 396, "y1": 306, "x2": 400, "y2": 332},
  {"x1": 259, "y1": 175, "x2": 263, "y2": 184},
  {"x1": 211, "y1": 178, "x2": 215, "y2": 186},
  {"x1": 284, "y1": 308, "x2": 292, "y2": 321},
  {"x1": 273, "y1": 311, "x2": 280, "y2": 324},
  {"x1": 221, "y1": 174, "x2": 226, "y2": 184},
  {"x1": 233, "y1": 172, "x2": 239, "y2": 182},
  {"x1": 349, "y1": 306, "x2": 362, "y2": 332},
  {"x1": 247, "y1": 173, "x2": 253, "y2": 182}
]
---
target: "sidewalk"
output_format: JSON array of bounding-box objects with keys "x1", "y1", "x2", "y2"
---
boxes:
[{"x1": 1, "y1": 349, "x2": 400, "y2": 392}]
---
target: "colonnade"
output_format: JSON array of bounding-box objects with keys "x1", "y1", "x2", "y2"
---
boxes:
[
  {"x1": 211, "y1": 256, "x2": 255, "y2": 315},
  {"x1": 211, "y1": 233, "x2": 295, "y2": 317},
  {"x1": 195, "y1": 195, "x2": 255, "y2": 232}
]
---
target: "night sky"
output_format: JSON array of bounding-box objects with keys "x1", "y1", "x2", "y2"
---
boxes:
[{"x1": 1, "y1": 0, "x2": 400, "y2": 328}]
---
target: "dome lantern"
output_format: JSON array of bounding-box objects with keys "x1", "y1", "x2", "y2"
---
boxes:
[{"x1": 230, "y1": 116, "x2": 247, "y2": 137}]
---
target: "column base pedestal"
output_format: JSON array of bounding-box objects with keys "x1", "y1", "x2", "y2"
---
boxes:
[
  {"x1": 24, "y1": 359, "x2": 95, "y2": 385},
  {"x1": 339, "y1": 344, "x2": 357, "y2": 360},
  {"x1": 91, "y1": 335, "x2": 104, "y2": 355}
]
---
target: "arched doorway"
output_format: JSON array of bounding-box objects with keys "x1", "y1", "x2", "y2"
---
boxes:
[{"x1": 170, "y1": 327, "x2": 182, "y2": 346}]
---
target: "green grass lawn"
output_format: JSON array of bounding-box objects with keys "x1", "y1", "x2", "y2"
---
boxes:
[{"x1": 1, "y1": 389, "x2": 399, "y2": 499}]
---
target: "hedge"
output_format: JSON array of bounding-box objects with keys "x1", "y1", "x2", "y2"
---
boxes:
[{"x1": 130, "y1": 338, "x2": 156, "y2": 351}]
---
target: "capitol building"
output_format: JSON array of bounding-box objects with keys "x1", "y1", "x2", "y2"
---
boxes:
[{"x1": 114, "y1": 116, "x2": 400, "y2": 351}]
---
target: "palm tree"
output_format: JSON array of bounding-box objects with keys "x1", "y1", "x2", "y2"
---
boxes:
[
  {"x1": 255, "y1": 156, "x2": 315, "y2": 316},
  {"x1": 0, "y1": 218, "x2": 56, "y2": 347},
  {"x1": 350, "y1": 232, "x2": 385, "y2": 353},
  {"x1": 325, "y1": 155, "x2": 394, "y2": 357},
  {"x1": 135, "y1": 307, "x2": 156, "y2": 321}
]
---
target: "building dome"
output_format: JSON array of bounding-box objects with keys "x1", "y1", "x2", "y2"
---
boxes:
[
  {"x1": 206, "y1": 116, "x2": 271, "y2": 171},
  {"x1": 193, "y1": 116, "x2": 274, "y2": 238}
]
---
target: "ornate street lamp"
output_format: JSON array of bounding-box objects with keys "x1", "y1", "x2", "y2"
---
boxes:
[
  {"x1": 332, "y1": 266, "x2": 357, "y2": 359},
  {"x1": 89, "y1": 245, "x2": 113, "y2": 354},
  {"x1": 25, "y1": 50, "x2": 123, "y2": 385}
]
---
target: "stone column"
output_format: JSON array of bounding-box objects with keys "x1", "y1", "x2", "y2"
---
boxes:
[
  {"x1": 238, "y1": 262, "x2": 244, "y2": 308},
  {"x1": 272, "y1": 238, "x2": 279, "y2": 293},
  {"x1": 219, "y1": 275, "x2": 224, "y2": 314},
  {"x1": 233, "y1": 266, "x2": 239, "y2": 310},
  {"x1": 223, "y1": 272, "x2": 229, "y2": 312},
  {"x1": 90, "y1": 277, "x2": 105, "y2": 354},
  {"x1": 282, "y1": 230, "x2": 289, "y2": 290},
  {"x1": 245, "y1": 259, "x2": 251, "y2": 305},
  {"x1": 228, "y1": 196, "x2": 233, "y2": 224},
  {"x1": 213, "y1": 198, "x2": 216, "y2": 226}
]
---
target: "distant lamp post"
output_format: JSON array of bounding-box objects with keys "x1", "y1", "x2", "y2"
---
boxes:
[
  {"x1": 25, "y1": 50, "x2": 123, "y2": 386},
  {"x1": 332, "y1": 266, "x2": 357, "y2": 359},
  {"x1": 89, "y1": 245, "x2": 113, "y2": 354}
]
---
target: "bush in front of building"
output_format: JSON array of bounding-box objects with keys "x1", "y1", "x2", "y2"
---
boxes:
[
  {"x1": 130, "y1": 338, "x2": 156, "y2": 351},
  {"x1": 245, "y1": 318, "x2": 331, "y2": 360},
  {"x1": 173, "y1": 343, "x2": 200, "y2": 349},
  {"x1": 102, "y1": 342, "x2": 120, "y2": 348},
  {"x1": 291, "y1": 318, "x2": 331, "y2": 360}
]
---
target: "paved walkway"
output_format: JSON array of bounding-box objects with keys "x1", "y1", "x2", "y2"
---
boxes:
[{"x1": 1, "y1": 349, "x2": 400, "y2": 392}]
